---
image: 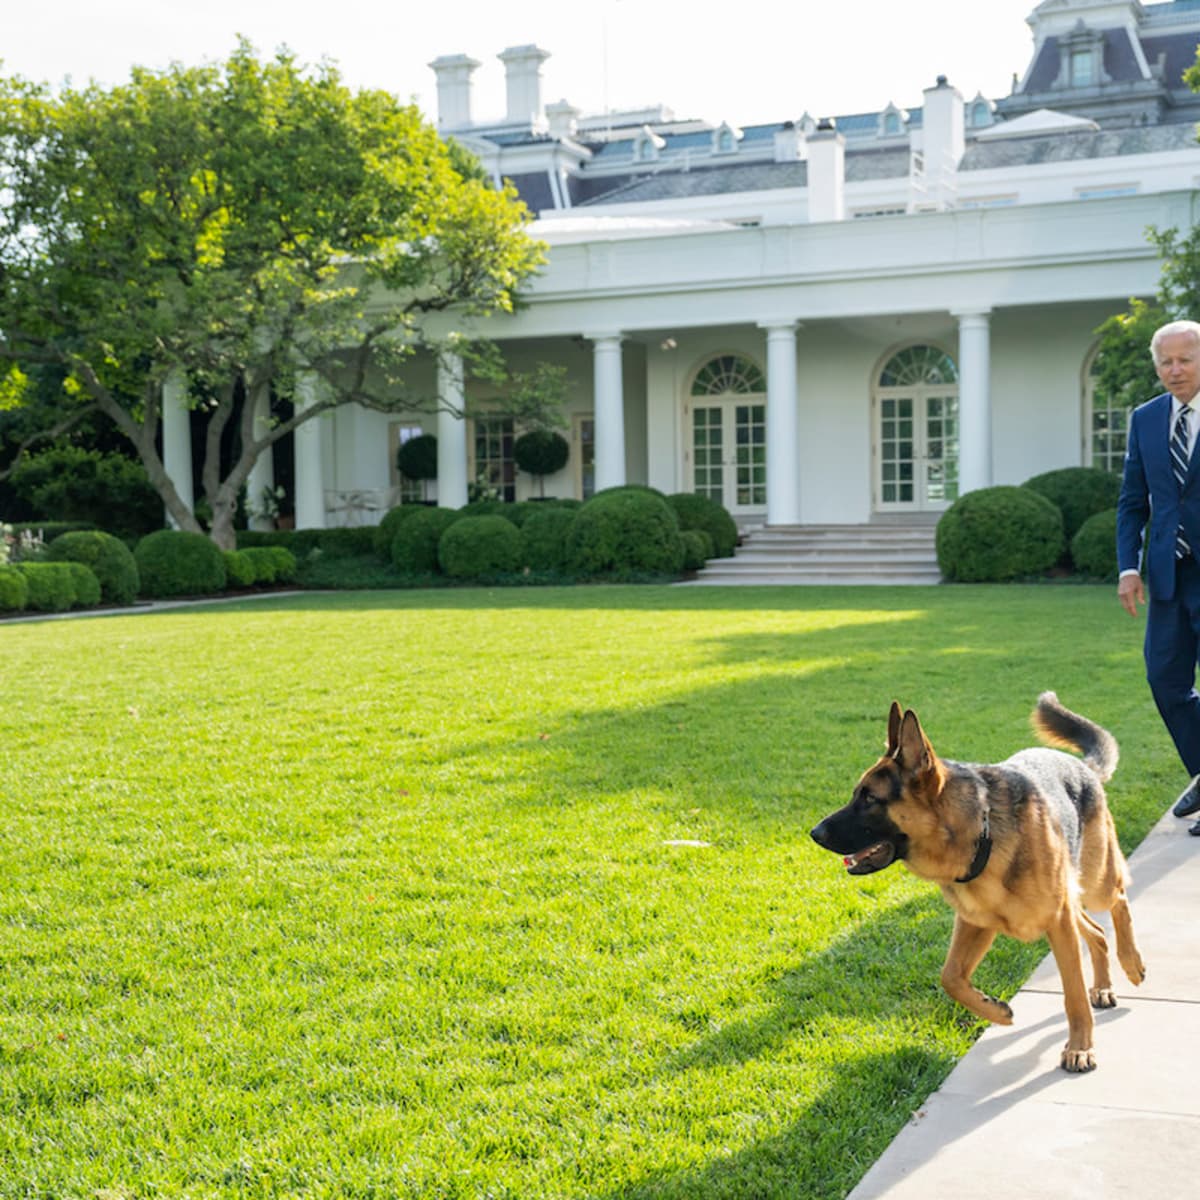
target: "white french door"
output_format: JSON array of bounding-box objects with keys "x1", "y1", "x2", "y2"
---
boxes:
[
  {"x1": 688, "y1": 399, "x2": 766, "y2": 516},
  {"x1": 874, "y1": 388, "x2": 959, "y2": 512}
]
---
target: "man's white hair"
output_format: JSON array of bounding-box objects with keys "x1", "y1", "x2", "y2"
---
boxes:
[{"x1": 1151, "y1": 319, "x2": 1200, "y2": 364}]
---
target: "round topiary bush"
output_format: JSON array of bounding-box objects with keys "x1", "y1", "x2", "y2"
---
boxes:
[
  {"x1": 241, "y1": 547, "x2": 279, "y2": 583},
  {"x1": 0, "y1": 565, "x2": 29, "y2": 611},
  {"x1": 520, "y1": 506, "x2": 578, "y2": 571},
  {"x1": 64, "y1": 562, "x2": 101, "y2": 608},
  {"x1": 514, "y1": 430, "x2": 569, "y2": 497},
  {"x1": 936, "y1": 486, "x2": 1064, "y2": 582},
  {"x1": 14, "y1": 562, "x2": 77, "y2": 612},
  {"x1": 223, "y1": 549, "x2": 257, "y2": 588},
  {"x1": 396, "y1": 434, "x2": 438, "y2": 501},
  {"x1": 666, "y1": 493, "x2": 738, "y2": 558},
  {"x1": 373, "y1": 505, "x2": 426, "y2": 559},
  {"x1": 134, "y1": 530, "x2": 227, "y2": 598},
  {"x1": 46, "y1": 529, "x2": 140, "y2": 605},
  {"x1": 565, "y1": 487, "x2": 686, "y2": 577},
  {"x1": 437, "y1": 515, "x2": 523, "y2": 578},
  {"x1": 265, "y1": 546, "x2": 297, "y2": 583},
  {"x1": 391, "y1": 507, "x2": 462, "y2": 573},
  {"x1": 680, "y1": 528, "x2": 715, "y2": 570},
  {"x1": 1071, "y1": 508, "x2": 1118, "y2": 580},
  {"x1": 1022, "y1": 467, "x2": 1121, "y2": 542}
]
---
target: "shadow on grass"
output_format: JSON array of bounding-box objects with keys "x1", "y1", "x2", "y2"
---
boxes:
[{"x1": 603, "y1": 898, "x2": 1045, "y2": 1200}]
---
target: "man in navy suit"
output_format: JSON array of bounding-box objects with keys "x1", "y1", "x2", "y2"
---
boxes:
[{"x1": 1118, "y1": 319, "x2": 1200, "y2": 831}]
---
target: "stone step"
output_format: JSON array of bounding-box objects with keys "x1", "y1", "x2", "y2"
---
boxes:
[{"x1": 687, "y1": 523, "x2": 942, "y2": 586}]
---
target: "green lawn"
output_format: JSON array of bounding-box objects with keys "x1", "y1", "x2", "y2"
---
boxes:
[{"x1": 0, "y1": 585, "x2": 1175, "y2": 1199}]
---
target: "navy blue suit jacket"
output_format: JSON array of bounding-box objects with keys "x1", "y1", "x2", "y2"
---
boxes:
[{"x1": 1117, "y1": 392, "x2": 1200, "y2": 602}]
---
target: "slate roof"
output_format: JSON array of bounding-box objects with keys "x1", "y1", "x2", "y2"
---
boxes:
[{"x1": 959, "y1": 120, "x2": 1200, "y2": 169}]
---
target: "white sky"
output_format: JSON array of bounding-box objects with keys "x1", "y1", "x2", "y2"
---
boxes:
[{"x1": 3, "y1": 1, "x2": 1041, "y2": 128}]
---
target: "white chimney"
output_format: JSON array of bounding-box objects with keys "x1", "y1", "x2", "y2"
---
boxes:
[
  {"x1": 428, "y1": 54, "x2": 481, "y2": 129},
  {"x1": 546, "y1": 99, "x2": 580, "y2": 138},
  {"x1": 498, "y1": 44, "x2": 551, "y2": 126},
  {"x1": 919, "y1": 75, "x2": 965, "y2": 200},
  {"x1": 806, "y1": 119, "x2": 845, "y2": 222}
]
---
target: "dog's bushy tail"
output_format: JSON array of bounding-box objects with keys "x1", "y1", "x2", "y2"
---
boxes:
[{"x1": 1031, "y1": 691, "x2": 1119, "y2": 782}]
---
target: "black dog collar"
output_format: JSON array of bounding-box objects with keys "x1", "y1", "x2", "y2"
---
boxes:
[{"x1": 955, "y1": 808, "x2": 992, "y2": 884}]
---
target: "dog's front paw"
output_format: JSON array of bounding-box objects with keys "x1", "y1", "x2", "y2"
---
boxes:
[
  {"x1": 1120, "y1": 953, "x2": 1146, "y2": 986},
  {"x1": 1089, "y1": 987, "x2": 1117, "y2": 1009},
  {"x1": 982, "y1": 994, "x2": 1013, "y2": 1025},
  {"x1": 1061, "y1": 1045, "x2": 1097, "y2": 1073}
]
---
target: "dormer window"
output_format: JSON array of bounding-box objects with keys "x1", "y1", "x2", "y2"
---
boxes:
[
  {"x1": 633, "y1": 125, "x2": 665, "y2": 162},
  {"x1": 880, "y1": 104, "x2": 904, "y2": 138},
  {"x1": 967, "y1": 95, "x2": 994, "y2": 129},
  {"x1": 712, "y1": 122, "x2": 741, "y2": 155},
  {"x1": 1070, "y1": 47, "x2": 1097, "y2": 87}
]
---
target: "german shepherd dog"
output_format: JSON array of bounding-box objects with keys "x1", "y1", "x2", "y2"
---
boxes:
[{"x1": 810, "y1": 693, "x2": 1145, "y2": 1072}]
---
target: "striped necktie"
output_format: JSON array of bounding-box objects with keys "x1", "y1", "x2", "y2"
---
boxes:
[{"x1": 1173, "y1": 404, "x2": 1192, "y2": 559}]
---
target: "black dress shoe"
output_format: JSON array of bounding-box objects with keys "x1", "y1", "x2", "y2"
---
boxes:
[
  {"x1": 1175, "y1": 776, "x2": 1200, "y2": 817},
  {"x1": 1189, "y1": 818, "x2": 1200, "y2": 837}
]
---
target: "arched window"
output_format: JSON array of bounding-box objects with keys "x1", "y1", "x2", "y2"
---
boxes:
[
  {"x1": 878, "y1": 345, "x2": 958, "y2": 387},
  {"x1": 874, "y1": 345, "x2": 959, "y2": 510},
  {"x1": 691, "y1": 354, "x2": 766, "y2": 396}
]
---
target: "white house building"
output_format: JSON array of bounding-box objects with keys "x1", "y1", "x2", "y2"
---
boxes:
[{"x1": 172, "y1": 0, "x2": 1200, "y2": 544}]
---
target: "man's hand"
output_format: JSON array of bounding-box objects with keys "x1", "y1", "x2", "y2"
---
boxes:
[{"x1": 1118, "y1": 572, "x2": 1145, "y2": 617}]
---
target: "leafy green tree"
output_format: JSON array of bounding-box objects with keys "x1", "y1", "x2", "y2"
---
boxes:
[
  {"x1": 1093, "y1": 49, "x2": 1200, "y2": 407},
  {"x1": 0, "y1": 42, "x2": 545, "y2": 548}
]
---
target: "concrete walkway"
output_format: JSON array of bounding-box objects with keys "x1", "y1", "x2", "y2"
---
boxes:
[{"x1": 848, "y1": 803, "x2": 1200, "y2": 1199}]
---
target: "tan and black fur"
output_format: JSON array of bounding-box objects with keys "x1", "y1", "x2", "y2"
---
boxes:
[{"x1": 810, "y1": 692, "x2": 1145, "y2": 1072}]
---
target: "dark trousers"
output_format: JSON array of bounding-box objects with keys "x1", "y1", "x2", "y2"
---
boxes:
[{"x1": 1147, "y1": 554, "x2": 1200, "y2": 777}]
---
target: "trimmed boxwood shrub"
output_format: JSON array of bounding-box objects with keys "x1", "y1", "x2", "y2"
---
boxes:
[
  {"x1": 936, "y1": 486, "x2": 1064, "y2": 582},
  {"x1": 241, "y1": 545, "x2": 298, "y2": 584},
  {"x1": 134, "y1": 530, "x2": 227, "y2": 598},
  {"x1": 223, "y1": 549, "x2": 257, "y2": 588},
  {"x1": 438, "y1": 515, "x2": 523, "y2": 578},
  {"x1": 666, "y1": 493, "x2": 738, "y2": 558},
  {"x1": 391, "y1": 507, "x2": 462, "y2": 572},
  {"x1": 373, "y1": 505, "x2": 426, "y2": 559},
  {"x1": 46, "y1": 530, "x2": 140, "y2": 606},
  {"x1": 1071, "y1": 508, "x2": 1118, "y2": 580},
  {"x1": 63, "y1": 562, "x2": 101, "y2": 607},
  {"x1": 0, "y1": 565, "x2": 28, "y2": 611},
  {"x1": 14, "y1": 562, "x2": 77, "y2": 611},
  {"x1": 1022, "y1": 467, "x2": 1121, "y2": 542},
  {"x1": 315, "y1": 527, "x2": 376, "y2": 557},
  {"x1": 520, "y1": 506, "x2": 578, "y2": 571},
  {"x1": 566, "y1": 487, "x2": 686, "y2": 576},
  {"x1": 681, "y1": 529, "x2": 715, "y2": 570}
]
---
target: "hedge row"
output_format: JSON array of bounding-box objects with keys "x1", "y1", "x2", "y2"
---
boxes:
[{"x1": 3, "y1": 490, "x2": 737, "y2": 609}]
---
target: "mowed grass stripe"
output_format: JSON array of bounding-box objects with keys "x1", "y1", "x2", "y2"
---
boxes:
[{"x1": 0, "y1": 586, "x2": 1171, "y2": 1198}]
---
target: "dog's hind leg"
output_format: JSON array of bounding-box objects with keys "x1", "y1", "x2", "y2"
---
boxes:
[
  {"x1": 1046, "y1": 906, "x2": 1096, "y2": 1072},
  {"x1": 940, "y1": 917, "x2": 1013, "y2": 1025},
  {"x1": 1109, "y1": 892, "x2": 1146, "y2": 988},
  {"x1": 1077, "y1": 910, "x2": 1116, "y2": 1009}
]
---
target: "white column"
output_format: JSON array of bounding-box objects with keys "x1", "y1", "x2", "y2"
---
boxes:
[
  {"x1": 162, "y1": 367, "x2": 193, "y2": 528},
  {"x1": 437, "y1": 352, "x2": 469, "y2": 509},
  {"x1": 246, "y1": 382, "x2": 276, "y2": 531},
  {"x1": 762, "y1": 322, "x2": 801, "y2": 526},
  {"x1": 589, "y1": 333, "x2": 626, "y2": 491},
  {"x1": 954, "y1": 310, "x2": 992, "y2": 495},
  {"x1": 293, "y1": 372, "x2": 327, "y2": 530}
]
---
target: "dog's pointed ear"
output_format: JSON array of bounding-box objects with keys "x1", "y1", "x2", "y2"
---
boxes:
[
  {"x1": 887, "y1": 702, "x2": 902, "y2": 756},
  {"x1": 897, "y1": 708, "x2": 934, "y2": 772}
]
